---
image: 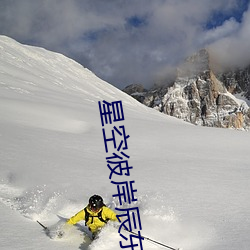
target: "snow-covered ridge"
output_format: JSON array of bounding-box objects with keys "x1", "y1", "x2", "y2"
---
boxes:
[
  {"x1": 0, "y1": 35, "x2": 141, "y2": 104},
  {"x1": 0, "y1": 35, "x2": 152, "y2": 134}
]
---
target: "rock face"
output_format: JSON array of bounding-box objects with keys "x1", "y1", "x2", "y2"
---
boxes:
[
  {"x1": 217, "y1": 66, "x2": 250, "y2": 100},
  {"x1": 123, "y1": 84, "x2": 147, "y2": 103},
  {"x1": 123, "y1": 49, "x2": 250, "y2": 130}
]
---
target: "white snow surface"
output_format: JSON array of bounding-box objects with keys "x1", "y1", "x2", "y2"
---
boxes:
[{"x1": 0, "y1": 35, "x2": 250, "y2": 250}]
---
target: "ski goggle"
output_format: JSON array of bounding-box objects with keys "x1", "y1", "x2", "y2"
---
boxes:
[{"x1": 90, "y1": 204, "x2": 101, "y2": 212}]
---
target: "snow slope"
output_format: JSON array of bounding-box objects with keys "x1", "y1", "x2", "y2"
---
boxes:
[{"x1": 0, "y1": 35, "x2": 250, "y2": 250}]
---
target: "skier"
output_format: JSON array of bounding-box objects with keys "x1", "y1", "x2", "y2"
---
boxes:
[{"x1": 66, "y1": 194, "x2": 118, "y2": 239}]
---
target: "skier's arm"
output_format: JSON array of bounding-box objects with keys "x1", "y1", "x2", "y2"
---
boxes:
[
  {"x1": 104, "y1": 207, "x2": 118, "y2": 221},
  {"x1": 67, "y1": 209, "x2": 85, "y2": 225}
]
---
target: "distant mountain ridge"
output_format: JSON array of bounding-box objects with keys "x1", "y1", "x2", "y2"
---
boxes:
[{"x1": 123, "y1": 49, "x2": 250, "y2": 130}]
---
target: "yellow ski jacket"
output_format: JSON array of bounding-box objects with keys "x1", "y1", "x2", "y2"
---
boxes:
[{"x1": 67, "y1": 206, "x2": 118, "y2": 233}]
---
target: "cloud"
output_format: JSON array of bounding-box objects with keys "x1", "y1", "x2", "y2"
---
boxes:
[
  {"x1": 209, "y1": 4, "x2": 250, "y2": 69},
  {"x1": 0, "y1": 0, "x2": 249, "y2": 89},
  {"x1": 200, "y1": 18, "x2": 240, "y2": 45}
]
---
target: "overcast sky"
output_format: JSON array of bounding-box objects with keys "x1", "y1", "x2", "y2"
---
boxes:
[{"x1": 0, "y1": 0, "x2": 249, "y2": 89}]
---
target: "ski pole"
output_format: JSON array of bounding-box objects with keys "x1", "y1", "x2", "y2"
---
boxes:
[
  {"x1": 124, "y1": 229, "x2": 181, "y2": 250},
  {"x1": 37, "y1": 220, "x2": 48, "y2": 230}
]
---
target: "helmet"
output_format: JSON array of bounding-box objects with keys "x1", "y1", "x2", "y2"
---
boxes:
[{"x1": 89, "y1": 195, "x2": 104, "y2": 211}]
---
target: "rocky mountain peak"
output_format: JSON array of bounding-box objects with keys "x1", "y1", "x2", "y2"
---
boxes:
[
  {"x1": 177, "y1": 48, "x2": 210, "y2": 78},
  {"x1": 123, "y1": 49, "x2": 250, "y2": 130}
]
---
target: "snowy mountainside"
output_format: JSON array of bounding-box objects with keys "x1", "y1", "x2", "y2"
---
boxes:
[{"x1": 0, "y1": 36, "x2": 250, "y2": 250}]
